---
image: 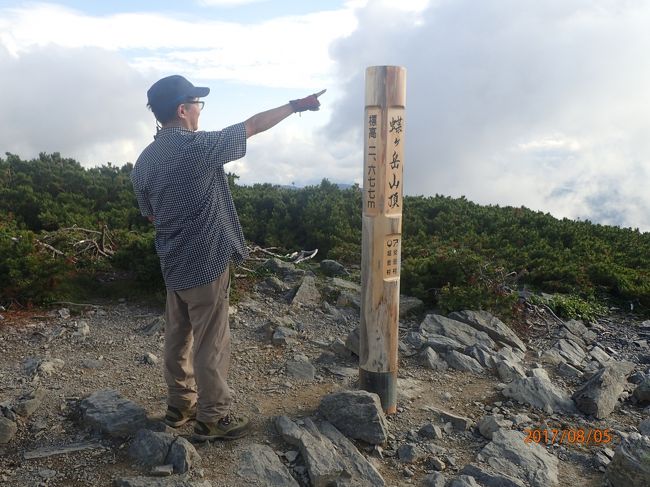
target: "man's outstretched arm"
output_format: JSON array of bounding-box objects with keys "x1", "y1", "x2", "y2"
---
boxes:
[{"x1": 244, "y1": 90, "x2": 326, "y2": 138}]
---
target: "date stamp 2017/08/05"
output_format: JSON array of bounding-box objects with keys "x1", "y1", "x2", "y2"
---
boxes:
[{"x1": 524, "y1": 428, "x2": 614, "y2": 446}]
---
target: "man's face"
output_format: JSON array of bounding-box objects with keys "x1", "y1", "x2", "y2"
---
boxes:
[{"x1": 179, "y1": 98, "x2": 203, "y2": 131}]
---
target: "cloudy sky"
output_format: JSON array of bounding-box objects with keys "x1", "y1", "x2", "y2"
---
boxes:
[{"x1": 1, "y1": 0, "x2": 649, "y2": 231}]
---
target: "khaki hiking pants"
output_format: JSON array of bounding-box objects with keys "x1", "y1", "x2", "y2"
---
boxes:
[{"x1": 164, "y1": 269, "x2": 231, "y2": 423}]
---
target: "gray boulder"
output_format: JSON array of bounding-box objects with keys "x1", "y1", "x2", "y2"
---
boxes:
[
  {"x1": 554, "y1": 339, "x2": 586, "y2": 367},
  {"x1": 588, "y1": 345, "x2": 612, "y2": 366},
  {"x1": 272, "y1": 327, "x2": 298, "y2": 346},
  {"x1": 424, "y1": 334, "x2": 466, "y2": 353},
  {"x1": 605, "y1": 433, "x2": 650, "y2": 487},
  {"x1": 502, "y1": 369, "x2": 576, "y2": 414},
  {"x1": 128, "y1": 429, "x2": 173, "y2": 466},
  {"x1": 639, "y1": 418, "x2": 650, "y2": 436},
  {"x1": 128, "y1": 429, "x2": 199, "y2": 474},
  {"x1": 420, "y1": 347, "x2": 448, "y2": 371},
  {"x1": 477, "y1": 415, "x2": 513, "y2": 439},
  {"x1": 564, "y1": 319, "x2": 597, "y2": 343},
  {"x1": 397, "y1": 443, "x2": 424, "y2": 463},
  {"x1": 286, "y1": 356, "x2": 316, "y2": 381},
  {"x1": 80, "y1": 390, "x2": 147, "y2": 437},
  {"x1": 238, "y1": 444, "x2": 299, "y2": 487},
  {"x1": 345, "y1": 327, "x2": 360, "y2": 356},
  {"x1": 0, "y1": 416, "x2": 17, "y2": 444},
  {"x1": 14, "y1": 387, "x2": 46, "y2": 418},
  {"x1": 448, "y1": 310, "x2": 526, "y2": 352},
  {"x1": 464, "y1": 345, "x2": 497, "y2": 370},
  {"x1": 319, "y1": 390, "x2": 388, "y2": 444},
  {"x1": 274, "y1": 416, "x2": 383, "y2": 487},
  {"x1": 444, "y1": 351, "x2": 484, "y2": 374},
  {"x1": 420, "y1": 314, "x2": 496, "y2": 350},
  {"x1": 275, "y1": 416, "x2": 345, "y2": 487},
  {"x1": 633, "y1": 377, "x2": 650, "y2": 405},
  {"x1": 477, "y1": 429, "x2": 559, "y2": 486},
  {"x1": 495, "y1": 360, "x2": 527, "y2": 382},
  {"x1": 572, "y1": 361, "x2": 634, "y2": 418},
  {"x1": 318, "y1": 421, "x2": 385, "y2": 486},
  {"x1": 320, "y1": 260, "x2": 348, "y2": 277},
  {"x1": 556, "y1": 362, "x2": 584, "y2": 379},
  {"x1": 422, "y1": 472, "x2": 446, "y2": 487},
  {"x1": 291, "y1": 275, "x2": 321, "y2": 308},
  {"x1": 261, "y1": 258, "x2": 300, "y2": 279}
]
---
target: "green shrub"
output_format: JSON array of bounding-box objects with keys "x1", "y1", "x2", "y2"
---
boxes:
[
  {"x1": 0, "y1": 221, "x2": 72, "y2": 304},
  {"x1": 112, "y1": 231, "x2": 163, "y2": 287},
  {"x1": 532, "y1": 293, "x2": 607, "y2": 322}
]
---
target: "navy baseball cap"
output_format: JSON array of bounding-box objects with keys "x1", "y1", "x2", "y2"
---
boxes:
[{"x1": 147, "y1": 75, "x2": 210, "y2": 114}]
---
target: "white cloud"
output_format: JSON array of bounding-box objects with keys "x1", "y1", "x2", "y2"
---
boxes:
[
  {"x1": 0, "y1": 3, "x2": 357, "y2": 89},
  {"x1": 327, "y1": 0, "x2": 650, "y2": 230},
  {"x1": 0, "y1": 44, "x2": 151, "y2": 165}
]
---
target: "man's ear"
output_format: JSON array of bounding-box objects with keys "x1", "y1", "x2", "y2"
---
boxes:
[{"x1": 177, "y1": 103, "x2": 187, "y2": 119}]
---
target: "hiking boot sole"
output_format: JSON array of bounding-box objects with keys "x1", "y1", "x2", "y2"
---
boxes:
[
  {"x1": 191, "y1": 426, "x2": 250, "y2": 442},
  {"x1": 163, "y1": 413, "x2": 196, "y2": 428},
  {"x1": 163, "y1": 418, "x2": 196, "y2": 428}
]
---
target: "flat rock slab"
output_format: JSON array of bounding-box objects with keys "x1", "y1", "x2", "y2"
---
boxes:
[
  {"x1": 80, "y1": 390, "x2": 147, "y2": 438},
  {"x1": 448, "y1": 310, "x2": 526, "y2": 352},
  {"x1": 291, "y1": 275, "x2": 321, "y2": 308},
  {"x1": 319, "y1": 390, "x2": 388, "y2": 444},
  {"x1": 318, "y1": 420, "x2": 385, "y2": 486},
  {"x1": 14, "y1": 387, "x2": 46, "y2": 418},
  {"x1": 423, "y1": 406, "x2": 472, "y2": 432},
  {"x1": 495, "y1": 360, "x2": 526, "y2": 382},
  {"x1": 478, "y1": 429, "x2": 559, "y2": 487},
  {"x1": 424, "y1": 334, "x2": 466, "y2": 353},
  {"x1": 605, "y1": 433, "x2": 650, "y2": 487},
  {"x1": 502, "y1": 369, "x2": 576, "y2": 414},
  {"x1": 554, "y1": 339, "x2": 586, "y2": 367},
  {"x1": 237, "y1": 444, "x2": 300, "y2": 487},
  {"x1": 275, "y1": 416, "x2": 347, "y2": 487},
  {"x1": 286, "y1": 358, "x2": 316, "y2": 381},
  {"x1": 420, "y1": 314, "x2": 496, "y2": 351},
  {"x1": 572, "y1": 361, "x2": 634, "y2": 418},
  {"x1": 444, "y1": 351, "x2": 484, "y2": 374},
  {"x1": 460, "y1": 464, "x2": 526, "y2": 487},
  {"x1": 420, "y1": 348, "x2": 448, "y2": 371},
  {"x1": 0, "y1": 417, "x2": 17, "y2": 444},
  {"x1": 477, "y1": 414, "x2": 513, "y2": 440}
]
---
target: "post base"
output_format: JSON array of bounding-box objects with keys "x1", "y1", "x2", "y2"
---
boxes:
[{"x1": 359, "y1": 368, "x2": 397, "y2": 414}]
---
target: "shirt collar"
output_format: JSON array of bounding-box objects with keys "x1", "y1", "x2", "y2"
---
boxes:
[{"x1": 154, "y1": 126, "x2": 194, "y2": 139}]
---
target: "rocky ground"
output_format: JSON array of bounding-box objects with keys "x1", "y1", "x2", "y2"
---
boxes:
[{"x1": 1, "y1": 257, "x2": 649, "y2": 487}]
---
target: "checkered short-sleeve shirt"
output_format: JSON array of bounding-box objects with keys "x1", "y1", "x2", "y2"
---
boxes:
[{"x1": 131, "y1": 123, "x2": 248, "y2": 290}]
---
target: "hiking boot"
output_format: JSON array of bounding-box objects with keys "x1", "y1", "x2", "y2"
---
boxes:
[
  {"x1": 192, "y1": 414, "x2": 250, "y2": 441},
  {"x1": 163, "y1": 405, "x2": 196, "y2": 428}
]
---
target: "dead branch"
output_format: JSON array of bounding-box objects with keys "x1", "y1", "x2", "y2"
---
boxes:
[{"x1": 35, "y1": 240, "x2": 65, "y2": 258}]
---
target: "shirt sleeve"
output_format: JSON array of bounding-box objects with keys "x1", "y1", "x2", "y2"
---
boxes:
[
  {"x1": 203, "y1": 122, "x2": 247, "y2": 167},
  {"x1": 131, "y1": 171, "x2": 154, "y2": 217}
]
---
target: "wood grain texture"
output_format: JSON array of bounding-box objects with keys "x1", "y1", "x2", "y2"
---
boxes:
[{"x1": 360, "y1": 66, "x2": 406, "y2": 413}]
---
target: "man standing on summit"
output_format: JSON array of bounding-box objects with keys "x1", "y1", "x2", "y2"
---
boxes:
[{"x1": 131, "y1": 75, "x2": 323, "y2": 441}]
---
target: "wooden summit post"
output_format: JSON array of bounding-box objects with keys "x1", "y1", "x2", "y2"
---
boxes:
[{"x1": 360, "y1": 65, "x2": 406, "y2": 414}]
